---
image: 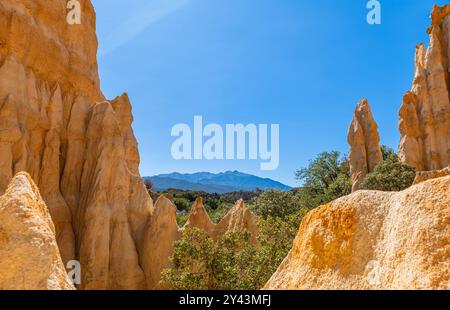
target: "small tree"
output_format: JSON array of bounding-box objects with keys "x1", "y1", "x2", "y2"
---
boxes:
[
  {"x1": 361, "y1": 160, "x2": 415, "y2": 192},
  {"x1": 294, "y1": 151, "x2": 352, "y2": 208},
  {"x1": 361, "y1": 147, "x2": 415, "y2": 192}
]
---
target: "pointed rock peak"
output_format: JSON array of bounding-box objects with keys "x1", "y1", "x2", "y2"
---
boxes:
[
  {"x1": 0, "y1": 172, "x2": 74, "y2": 289},
  {"x1": 4, "y1": 172, "x2": 41, "y2": 202},
  {"x1": 235, "y1": 198, "x2": 246, "y2": 210},
  {"x1": 188, "y1": 196, "x2": 209, "y2": 217},
  {"x1": 399, "y1": 5, "x2": 450, "y2": 172},
  {"x1": 355, "y1": 98, "x2": 370, "y2": 111},
  {"x1": 431, "y1": 4, "x2": 450, "y2": 26},
  {"x1": 193, "y1": 196, "x2": 204, "y2": 208},
  {"x1": 183, "y1": 196, "x2": 215, "y2": 233},
  {"x1": 154, "y1": 196, "x2": 177, "y2": 215},
  {"x1": 348, "y1": 98, "x2": 383, "y2": 192}
]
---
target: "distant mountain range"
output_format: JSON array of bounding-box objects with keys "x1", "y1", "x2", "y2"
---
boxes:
[{"x1": 144, "y1": 171, "x2": 292, "y2": 194}]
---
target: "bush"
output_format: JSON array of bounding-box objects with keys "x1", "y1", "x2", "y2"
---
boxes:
[
  {"x1": 172, "y1": 197, "x2": 191, "y2": 212},
  {"x1": 161, "y1": 228, "x2": 258, "y2": 290},
  {"x1": 361, "y1": 160, "x2": 415, "y2": 192},
  {"x1": 294, "y1": 151, "x2": 352, "y2": 208},
  {"x1": 250, "y1": 190, "x2": 301, "y2": 220},
  {"x1": 161, "y1": 207, "x2": 308, "y2": 290}
]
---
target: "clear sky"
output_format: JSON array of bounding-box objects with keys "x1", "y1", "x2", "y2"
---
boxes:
[{"x1": 92, "y1": 0, "x2": 447, "y2": 187}]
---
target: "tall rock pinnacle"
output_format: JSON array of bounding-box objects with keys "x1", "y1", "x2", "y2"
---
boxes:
[
  {"x1": 348, "y1": 99, "x2": 383, "y2": 192},
  {"x1": 0, "y1": 0, "x2": 153, "y2": 289},
  {"x1": 398, "y1": 4, "x2": 450, "y2": 171}
]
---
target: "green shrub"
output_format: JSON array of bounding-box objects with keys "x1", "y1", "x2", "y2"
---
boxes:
[
  {"x1": 161, "y1": 207, "x2": 307, "y2": 290},
  {"x1": 172, "y1": 197, "x2": 192, "y2": 212},
  {"x1": 161, "y1": 228, "x2": 258, "y2": 290},
  {"x1": 250, "y1": 190, "x2": 301, "y2": 220},
  {"x1": 361, "y1": 160, "x2": 415, "y2": 192}
]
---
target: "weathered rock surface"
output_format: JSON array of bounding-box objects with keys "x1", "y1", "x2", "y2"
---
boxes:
[
  {"x1": 264, "y1": 175, "x2": 450, "y2": 290},
  {"x1": 141, "y1": 196, "x2": 180, "y2": 290},
  {"x1": 183, "y1": 198, "x2": 258, "y2": 242},
  {"x1": 398, "y1": 4, "x2": 450, "y2": 171},
  {"x1": 0, "y1": 0, "x2": 260, "y2": 290},
  {"x1": 348, "y1": 99, "x2": 383, "y2": 192},
  {"x1": 0, "y1": 173, "x2": 74, "y2": 290},
  {"x1": 413, "y1": 164, "x2": 450, "y2": 184},
  {"x1": 0, "y1": 0, "x2": 152, "y2": 289}
]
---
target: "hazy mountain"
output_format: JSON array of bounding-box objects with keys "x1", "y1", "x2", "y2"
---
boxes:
[{"x1": 145, "y1": 171, "x2": 292, "y2": 194}]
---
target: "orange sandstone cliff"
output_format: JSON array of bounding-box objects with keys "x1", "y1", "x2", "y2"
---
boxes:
[
  {"x1": 0, "y1": 0, "x2": 258, "y2": 290},
  {"x1": 398, "y1": 4, "x2": 450, "y2": 171},
  {"x1": 266, "y1": 5, "x2": 450, "y2": 290}
]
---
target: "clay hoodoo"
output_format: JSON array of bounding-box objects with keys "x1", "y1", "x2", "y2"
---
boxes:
[
  {"x1": 348, "y1": 99, "x2": 383, "y2": 192},
  {"x1": 398, "y1": 4, "x2": 450, "y2": 172}
]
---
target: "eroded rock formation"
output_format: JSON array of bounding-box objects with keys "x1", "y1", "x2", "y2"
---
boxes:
[
  {"x1": 0, "y1": 173, "x2": 74, "y2": 290},
  {"x1": 0, "y1": 0, "x2": 154, "y2": 289},
  {"x1": 348, "y1": 99, "x2": 383, "y2": 191},
  {"x1": 265, "y1": 174, "x2": 450, "y2": 290},
  {"x1": 413, "y1": 164, "x2": 450, "y2": 184},
  {"x1": 0, "y1": 0, "x2": 259, "y2": 290},
  {"x1": 183, "y1": 197, "x2": 258, "y2": 241},
  {"x1": 398, "y1": 4, "x2": 450, "y2": 171},
  {"x1": 143, "y1": 197, "x2": 258, "y2": 289}
]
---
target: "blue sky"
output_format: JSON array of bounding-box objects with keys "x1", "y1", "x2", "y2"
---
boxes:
[{"x1": 92, "y1": 0, "x2": 446, "y2": 186}]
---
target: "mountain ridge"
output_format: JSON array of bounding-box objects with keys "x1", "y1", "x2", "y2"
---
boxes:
[{"x1": 145, "y1": 171, "x2": 292, "y2": 193}]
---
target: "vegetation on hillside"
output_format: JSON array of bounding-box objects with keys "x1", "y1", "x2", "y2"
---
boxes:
[{"x1": 154, "y1": 147, "x2": 415, "y2": 289}]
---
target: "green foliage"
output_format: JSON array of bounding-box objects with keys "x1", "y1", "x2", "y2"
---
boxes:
[
  {"x1": 161, "y1": 228, "x2": 258, "y2": 290},
  {"x1": 161, "y1": 147, "x2": 418, "y2": 290},
  {"x1": 381, "y1": 145, "x2": 399, "y2": 162},
  {"x1": 250, "y1": 190, "x2": 301, "y2": 220},
  {"x1": 161, "y1": 208, "x2": 307, "y2": 290},
  {"x1": 361, "y1": 156, "x2": 415, "y2": 192},
  {"x1": 295, "y1": 151, "x2": 348, "y2": 190},
  {"x1": 294, "y1": 151, "x2": 352, "y2": 208},
  {"x1": 175, "y1": 212, "x2": 189, "y2": 227},
  {"x1": 207, "y1": 203, "x2": 234, "y2": 224},
  {"x1": 172, "y1": 197, "x2": 191, "y2": 212}
]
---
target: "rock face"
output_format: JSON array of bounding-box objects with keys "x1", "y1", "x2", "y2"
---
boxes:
[
  {"x1": 0, "y1": 0, "x2": 260, "y2": 290},
  {"x1": 265, "y1": 174, "x2": 450, "y2": 290},
  {"x1": 413, "y1": 164, "x2": 450, "y2": 184},
  {"x1": 348, "y1": 99, "x2": 383, "y2": 191},
  {"x1": 0, "y1": 173, "x2": 74, "y2": 290},
  {"x1": 141, "y1": 197, "x2": 180, "y2": 290},
  {"x1": 0, "y1": 0, "x2": 153, "y2": 289},
  {"x1": 183, "y1": 198, "x2": 258, "y2": 242},
  {"x1": 398, "y1": 4, "x2": 450, "y2": 172}
]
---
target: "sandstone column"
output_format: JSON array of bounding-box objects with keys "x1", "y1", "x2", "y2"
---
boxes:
[{"x1": 348, "y1": 99, "x2": 383, "y2": 191}]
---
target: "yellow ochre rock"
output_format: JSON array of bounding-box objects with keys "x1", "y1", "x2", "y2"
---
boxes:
[
  {"x1": 0, "y1": 173, "x2": 74, "y2": 290},
  {"x1": 265, "y1": 175, "x2": 450, "y2": 290}
]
